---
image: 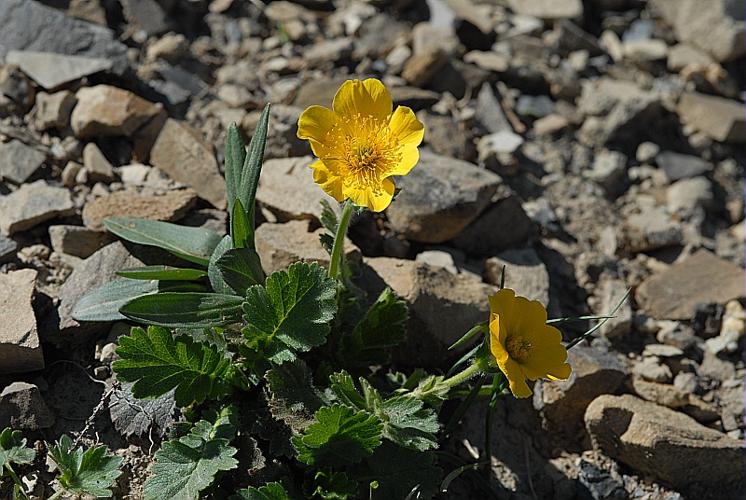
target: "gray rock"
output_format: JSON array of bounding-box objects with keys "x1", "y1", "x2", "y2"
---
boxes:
[
  {"x1": 507, "y1": 0, "x2": 582, "y2": 20},
  {"x1": 0, "y1": 234, "x2": 17, "y2": 263},
  {"x1": 667, "y1": 44, "x2": 714, "y2": 71},
  {"x1": 415, "y1": 250, "x2": 458, "y2": 274},
  {"x1": 485, "y1": 248, "x2": 549, "y2": 305},
  {"x1": 418, "y1": 112, "x2": 476, "y2": 161},
  {"x1": 0, "y1": 382, "x2": 54, "y2": 430},
  {"x1": 667, "y1": 177, "x2": 713, "y2": 215},
  {"x1": 256, "y1": 156, "x2": 328, "y2": 221},
  {"x1": 0, "y1": 0, "x2": 128, "y2": 74},
  {"x1": 475, "y1": 83, "x2": 512, "y2": 134},
  {"x1": 586, "y1": 150, "x2": 627, "y2": 197},
  {"x1": 120, "y1": 0, "x2": 169, "y2": 36},
  {"x1": 621, "y1": 207, "x2": 683, "y2": 253},
  {"x1": 82, "y1": 142, "x2": 115, "y2": 183},
  {"x1": 451, "y1": 197, "x2": 537, "y2": 254},
  {"x1": 655, "y1": 151, "x2": 711, "y2": 182},
  {"x1": 33, "y1": 90, "x2": 76, "y2": 130},
  {"x1": 677, "y1": 92, "x2": 746, "y2": 143},
  {"x1": 71, "y1": 85, "x2": 162, "y2": 139},
  {"x1": 49, "y1": 225, "x2": 113, "y2": 258},
  {"x1": 0, "y1": 269, "x2": 44, "y2": 374},
  {"x1": 387, "y1": 152, "x2": 502, "y2": 243},
  {"x1": 596, "y1": 278, "x2": 632, "y2": 338},
  {"x1": 516, "y1": 95, "x2": 555, "y2": 118},
  {"x1": 633, "y1": 357, "x2": 673, "y2": 383},
  {"x1": 5, "y1": 50, "x2": 111, "y2": 90},
  {"x1": 0, "y1": 139, "x2": 46, "y2": 184},
  {"x1": 0, "y1": 181, "x2": 75, "y2": 235}
]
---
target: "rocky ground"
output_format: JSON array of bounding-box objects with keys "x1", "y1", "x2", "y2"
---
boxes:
[{"x1": 0, "y1": 0, "x2": 744, "y2": 498}]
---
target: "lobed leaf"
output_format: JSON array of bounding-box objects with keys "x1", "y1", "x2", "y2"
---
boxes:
[
  {"x1": 265, "y1": 359, "x2": 326, "y2": 433},
  {"x1": 109, "y1": 383, "x2": 178, "y2": 438},
  {"x1": 0, "y1": 427, "x2": 35, "y2": 476},
  {"x1": 120, "y1": 292, "x2": 244, "y2": 328},
  {"x1": 311, "y1": 470, "x2": 358, "y2": 500},
  {"x1": 48, "y1": 435, "x2": 122, "y2": 498},
  {"x1": 232, "y1": 482, "x2": 289, "y2": 500}
]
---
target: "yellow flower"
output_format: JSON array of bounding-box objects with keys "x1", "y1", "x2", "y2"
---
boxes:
[
  {"x1": 296, "y1": 78, "x2": 424, "y2": 212},
  {"x1": 488, "y1": 289, "x2": 571, "y2": 398}
]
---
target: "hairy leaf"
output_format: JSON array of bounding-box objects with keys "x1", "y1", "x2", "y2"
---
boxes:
[
  {"x1": 292, "y1": 405, "x2": 382, "y2": 466},
  {"x1": 242, "y1": 262, "x2": 336, "y2": 362},
  {"x1": 72, "y1": 278, "x2": 160, "y2": 322},
  {"x1": 232, "y1": 482, "x2": 289, "y2": 500},
  {"x1": 208, "y1": 235, "x2": 234, "y2": 295},
  {"x1": 113, "y1": 326, "x2": 234, "y2": 407},
  {"x1": 318, "y1": 200, "x2": 338, "y2": 255},
  {"x1": 265, "y1": 360, "x2": 326, "y2": 433},
  {"x1": 48, "y1": 435, "x2": 122, "y2": 498},
  {"x1": 120, "y1": 292, "x2": 244, "y2": 328},
  {"x1": 117, "y1": 266, "x2": 207, "y2": 281},
  {"x1": 231, "y1": 199, "x2": 252, "y2": 249},
  {"x1": 0, "y1": 427, "x2": 34, "y2": 476},
  {"x1": 238, "y1": 104, "x2": 270, "y2": 228},
  {"x1": 217, "y1": 247, "x2": 264, "y2": 295},
  {"x1": 224, "y1": 123, "x2": 246, "y2": 219},
  {"x1": 109, "y1": 383, "x2": 178, "y2": 438}
]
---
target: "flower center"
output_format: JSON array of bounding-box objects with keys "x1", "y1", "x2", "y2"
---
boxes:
[{"x1": 506, "y1": 335, "x2": 532, "y2": 362}]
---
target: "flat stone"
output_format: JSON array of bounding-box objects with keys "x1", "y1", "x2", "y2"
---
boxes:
[
  {"x1": 585, "y1": 394, "x2": 744, "y2": 494},
  {"x1": 621, "y1": 207, "x2": 683, "y2": 253},
  {"x1": 255, "y1": 220, "x2": 360, "y2": 275},
  {"x1": 0, "y1": 139, "x2": 46, "y2": 184},
  {"x1": 597, "y1": 278, "x2": 632, "y2": 337},
  {"x1": 33, "y1": 90, "x2": 77, "y2": 130},
  {"x1": 0, "y1": 382, "x2": 54, "y2": 430},
  {"x1": 451, "y1": 197, "x2": 537, "y2": 254},
  {"x1": 633, "y1": 357, "x2": 673, "y2": 383},
  {"x1": 387, "y1": 152, "x2": 501, "y2": 243},
  {"x1": 121, "y1": 0, "x2": 169, "y2": 36},
  {"x1": 0, "y1": 269, "x2": 44, "y2": 374},
  {"x1": 485, "y1": 248, "x2": 549, "y2": 305},
  {"x1": 0, "y1": 234, "x2": 17, "y2": 263},
  {"x1": 293, "y1": 77, "x2": 346, "y2": 109},
  {"x1": 0, "y1": 0, "x2": 128, "y2": 74},
  {"x1": 508, "y1": 0, "x2": 582, "y2": 20},
  {"x1": 71, "y1": 85, "x2": 161, "y2": 139},
  {"x1": 49, "y1": 225, "x2": 113, "y2": 258},
  {"x1": 668, "y1": 44, "x2": 714, "y2": 71},
  {"x1": 586, "y1": 149, "x2": 627, "y2": 197},
  {"x1": 655, "y1": 150, "x2": 711, "y2": 182},
  {"x1": 150, "y1": 119, "x2": 226, "y2": 208},
  {"x1": 637, "y1": 251, "x2": 744, "y2": 320},
  {"x1": 415, "y1": 250, "x2": 458, "y2": 274},
  {"x1": 82, "y1": 189, "x2": 197, "y2": 231},
  {"x1": 667, "y1": 176, "x2": 713, "y2": 215},
  {"x1": 390, "y1": 86, "x2": 440, "y2": 111},
  {"x1": 677, "y1": 92, "x2": 746, "y2": 143},
  {"x1": 256, "y1": 156, "x2": 331, "y2": 221},
  {"x1": 463, "y1": 50, "x2": 509, "y2": 72},
  {"x1": 5, "y1": 51, "x2": 111, "y2": 90},
  {"x1": 0, "y1": 181, "x2": 75, "y2": 235},
  {"x1": 475, "y1": 83, "x2": 511, "y2": 134},
  {"x1": 82, "y1": 142, "x2": 115, "y2": 183}
]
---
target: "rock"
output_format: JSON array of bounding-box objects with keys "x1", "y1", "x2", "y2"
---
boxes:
[
  {"x1": 0, "y1": 139, "x2": 46, "y2": 184},
  {"x1": 0, "y1": 0, "x2": 129, "y2": 74},
  {"x1": 651, "y1": 0, "x2": 745, "y2": 62},
  {"x1": 5, "y1": 51, "x2": 111, "y2": 90},
  {"x1": 623, "y1": 39, "x2": 668, "y2": 62},
  {"x1": 475, "y1": 84, "x2": 512, "y2": 134},
  {"x1": 485, "y1": 248, "x2": 549, "y2": 305},
  {"x1": 304, "y1": 38, "x2": 353, "y2": 65},
  {"x1": 463, "y1": 50, "x2": 509, "y2": 72},
  {"x1": 705, "y1": 301, "x2": 746, "y2": 354},
  {"x1": 293, "y1": 77, "x2": 347, "y2": 109},
  {"x1": 147, "y1": 33, "x2": 189, "y2": 63},
  {"x1": 586, "y1": 150, "x2": 627, "y2": 197},
  {"x1": 507, "y1": 0, "x2": 582, "y2": 20},
  {"x1": 415, "y1": 250, "x2": 458, "y2": 274},
  {"x1": 668, "y1": 44, "x2": 714, "y2": 71},
  {"x1": 655, "y1": 151, "x2": 711, "y2": 182},
  {"x1": 596, "y1": 278, "x2": 632, "y2": 338},
  {"x1": 61, "y1": 161, "x2": 82, "y2": 188},
  {"x1": 82, "y1": 189, "x2": 197, "y2": 231},
  {"x1": 534, "y1": 344, "x2": 628, "y2": 440},
  {"x1": 402, "y1": 48, "x2": 449, "y2": 87},
  {"x1": 0, "y1": 234, "x2": 17, "y2": 263},
  {"x1": 0, "y1": 64, "x2": 35, "y2": 113},
  {"x1": 632, "y1": 377, "x2": 718, "y2": 423},
  {"x1": 477, "y1": 130, "x2": 524, "y2": 156},
  {"x1": 256, "y1": 157, "x2": 328, "y2": 221},
  {"x1": 637, "y1": 250, "x2": 743, "y2": 320},
  {"x1": 120, "y1": 0, "x2": 169, "y2": 36},
  {"x1": 451, "y1": 197, "x2": 537, "y2": 254},
  {"x1": 49, "y1": 225, "x2": 112, "y2": 258},
  {"x1": 386, "y1": 152, "x2": 502, "y2": 243},
  {"x1": 677, "y1": 92, "x2": 746, "y2": 143},
  {"x1": 242, "y1": 105, "x2": 307, "y2": 160},
  {"x1": 635, "y1": 141, "x2": 660, "y2": 163},
  {"x1": 585, "y1": 394, "x2": 744, "y2": 495},
  {"x1": 621, "y1": 207, "x2": 683, "y2": 253},
  {"x1": 516, "y1": 95, "x2": 554, "y2": 119},
  {"x1": 0, "y1": 382, "x2": 54, "y2": 430},
  {"x1": 360, "y1": 257, "x2": 496, "y2": 366},
  {"x1": 57, "y1": 242, "x2": 144, "y2": 337},
  {"x1": 633, "y1": 357, "x2": 673, "y2": 383},
  {"x1": 0, "y1": 269, "x2": 44, "y2": 374},
  {"x1": 71, "y1": 85, "x2": 161, "y2": 139},
  {"x1": 255, "y1": 220, "x2": 360, "y2": 275},
  {"x1": 576, "y1": 458, "x2": 627, "y2": 500},
  {"x1": 33, "y1": 90, "x2": 76, "y2": 130},
  {"x1": 67, "y1": 0, "x2": 108, "y2": 24},
  {"x1": 666, "y1": 177, "x2": 713, "y2": 215},
  {"x1": 82, "y1": 143, "x2": 115, "y2": 183},
  {"x1": 0, "y1": 181, "x2": 75, "y2": 235},
  {"x1": 533, "y1": 114, "x2": 569, "y2": 136},
  {"x1": 150, "y1": 119, "x2": 225, "y2": 208},
  {"x1": 418, "y1": 112, "x2": 475, "y2": 161},
  {"x1": 390, "y1": 86, "x2": 440, "y2": 111}
]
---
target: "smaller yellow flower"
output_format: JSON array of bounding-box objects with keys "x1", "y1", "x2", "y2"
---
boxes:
[
  {"x1": 296, "y1": 78, "x2": 424, "y2": 212},
  {"x1": 489, "y1": 289, "x2": 571, "y2": 398}
]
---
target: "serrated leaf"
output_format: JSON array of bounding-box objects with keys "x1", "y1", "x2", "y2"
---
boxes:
[
  {"x1": 208, "y1": 235, "x2": 234, "y2": 295},
  {"x1": 48, "y1": 435, "x2": 122, "y2": 498},
  {"x1": 192, "y1": 405, "x2": 238, "y2": 442},
  {"x1": 355, "y1": 442, "x2": 441, "y2": 500},
  {"x1": 232, "y1": 482, "x2": 289, "y2": 500},
  {"x1": 238, "y1": 104, "x2": 270, "y2": 228},
  {"x1": 311, "y1": 470, "x2": 358, "y2": 500},
  {"x1": 225, "y1": 123, "x2": 247, "y2": 218},
  {"x1": 0, "y1": 427, "x2": 35, "y2": 476},
  {"x1": 319, "y1": 200, "x2": 339, "y2": 235},
  {"x1": 109, "y1": 383, "x2": 178, "y2": 438},
  {"x1": 265, "y1": 360, "x2": 326, "y2": 433},
  {"x1": 113, "y1": 326, "x2": 235, "y2": 407},
  {"x1": 292, "y1": 405, "x2": 382, "y2": 466},
  {"x1": 231, "y1": 199, "x2": 252, "y2": 249},
  {"x1": 120, "y1": 292, "x2": 244, "y2": 328},
  {"x1": 242, "y1": 262, "x2": 336, "y2": 363},
  {"x1": 104, "y1": 217, "x2": 223, "y2": 266},
  {"x1": 217, "y1": 247, "x2": 264, "y2": 295},
  {"x1": 72, "y1": 278, "x2": 161, "y2": 322},
  {"x1": 117, "y1": 266, "x2": 207, "y2": 281},
  {"x1": 341, "y1": 288, "x2": 407, "y2": 368},
  {"x1": 143, "y1": 416, "x2": 238, "y2": 500}
]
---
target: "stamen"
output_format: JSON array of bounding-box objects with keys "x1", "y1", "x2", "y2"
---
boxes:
[{"x1": 506, "y1": 336, "x2": 532, "y2": 362}]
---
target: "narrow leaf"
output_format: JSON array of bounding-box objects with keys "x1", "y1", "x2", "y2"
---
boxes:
[
  {"x1": 231, "y1": 199, "x2": 252, "y2": 249},
  {"x1": 120, "y1": 293, "x2": 244, "y2": 328},
  {"x1": 72, "y1": 278, "x2": 160, "y2": 322},
  {"x1": 117, "y1": 266, "x2": 207, "y2": 281},
  {"x1": 224, "y1": 123, "x2": 246, "y2": 216},
  {"x1": 217, "y1": 247, "x2": 264, "y2": 295},
  {"x1": 238, "y1": 104, "x2": 270, "y2": 228}
]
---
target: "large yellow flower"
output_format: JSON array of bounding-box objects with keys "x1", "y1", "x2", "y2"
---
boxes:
[
  {"x1": 296, "y1": 78, "x2": 424, "y2": 212},
  {"x1": 489, "y1": 289, "x2": 571, "y2": 398}
]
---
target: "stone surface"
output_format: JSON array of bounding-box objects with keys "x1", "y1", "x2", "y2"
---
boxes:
[
  {"x1": 585, "y1": 394, "x2": 744, "y2": 494},
  {"x1": 596, "y1": 278, "x2": 632, "y2": 338},
  {"x1": 255, "y1": 220, "x2": 360, "y2": 275},
  {"x1": 0, "y1": 181, "x2": 75, "y2": 235},
  {"x1": 121, "y1": 0, "x2": 169, "y2": 36},
  {"x1": 5, "y1": 50, "x2": 111, "y2": 90},
  {"x1": 71, "y1": 85, "x2": 161, "y2": 139},
  {"x1": 637, "y1": 250, "x2": 744, "y2": 320},
  {"x1": 49, "y1": 225, "x2": 113, "y2": 258},
  {"x1": 0, "y1": 269, "x2": 44, "y2": 374},
  {"x1": 82, "y1": 142, "x2": 115, "y2": 183},
  {"x1": 0, "y1": 382, "x2": 54, "y2": 431},
  {"x1": 656, "y1": 150, "x2": 711, "y2": 181},
  {"x1": 256, "y1": 156, "x2": 329, "y2": 221},
  {"x1": 621, "y1": 207, "x2": 683, "y2": 253},
  {"x1": 508, "y1": 0, "x2": 583, "y2": 20},
  {"x1": 150, "y1": 119, "x2": 226, "y2": 208},
  {"x1": 586, "y1": 149, "x2": 627, "y2": 197},
  {"x1": 82, "y1": 189, "x2": 197, "y2": 230},
  {"x1": 0, "y1": 234, "x2": 17, "y2": 263},
  {"x1": 666, "y1": 176, "x2": 713, "y2": 215},
  {"x1": 451, "y1": 197, "x2": 536, "y2": 254},
  {"x1": 387, "y1": 152, "x2": 502, "y2": 243},
  {"x1": 485, "y1": 248, "x2": 549, "y2": 305},
  {"x1": 0, "y1": 139, "x2": 46, "y2": 184},
  {"x1": 677, "y1": 92, "x2": 746, "y2": 143},
  {"x1": 34, "y1": 90, "x2": 76, "y2": 130}
]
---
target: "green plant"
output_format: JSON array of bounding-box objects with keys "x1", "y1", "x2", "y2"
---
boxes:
[
  {"x1": 47, "y1": 435, "x2": 122, "y2": 499},
  {"x1": 0, "y1": 427, "x2": 35, "y2": 500}
]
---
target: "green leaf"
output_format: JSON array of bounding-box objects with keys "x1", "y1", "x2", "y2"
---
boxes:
[
  {"x1": 208, "y1": 235, "x2": 234, "y2": 295},
  {"x1": 117, "y1": 266, "x2": 208, "y2": 281},
  {"x1": 242, "y1": 262, "x2": 336, "y2": 363},
  {"x1": 224, "y1": 123, "x2": 246, "y2": 218},
  {"x1": 48, "y1": 435, "x2": 122, "y2": 498},
  {"x1": 311, "y1": 470, "x2": 358, "y2": 500},
  {"x1": 341, "y1": 288, "x2": 407, "y2": 368},
  {"x1": 104, "y1": 217, "x2": 223, "y2": 266},
  {"x1": 109, "y1": 383, "x2": 177, "y2": 438},
  {"x1": 72, "y1": 278, "x2": 160, "y2": 322},
  {"x1": 238, "y1": 104, "x2": 271, "y2": 228},
  {"x1": 113, "y1": 326, "x2": 235, "y2": 407},
  {"x1": 232, "y1": 482, "x2": 289, "y2": 500},
  {"x1": 231, "y1": 199, "x2": 252, "y2": 249},
  {"x1": 318, "y1": 200, "x2": 338, "y2": 255},
  {"x1": 217, "y1": 248, "x2": 264, "y2": 295},
  {"x1": 292, "y1": 405, "x2": 382, "y2": 467},
  {"x1": 0, "y1": 427, "x2": 35, "y2": 476},
  {"x1": 120, "y1": 292, "x2": 244, "y2": 328},
  {"x1": 143, "y1": 416, "x2": 238, "y2": 500},
  {"x1": 355, "y1": 442, "x2": 441, "y2": 500},
  {"x1": 265, "y1": 360, "x2": 326, "y2": 433}
]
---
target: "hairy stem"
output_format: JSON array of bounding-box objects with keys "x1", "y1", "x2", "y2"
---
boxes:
[{"x1": 328, "y1": 200, "x2": 354, "y2": 279}]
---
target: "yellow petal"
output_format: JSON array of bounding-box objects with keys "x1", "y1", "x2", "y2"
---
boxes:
[
  {"x1": 489, "y1": 314, "x2": 509, "y2": 365},
  {"x1": 547, "y1": 363, "x2": 572, "y2": 380},
  {"x1": 489, "y1": 288, "x2": 519, "y2": 334},
  {"x1": 297, "y1": 105, "x2": 336, "y2": 143},
  {"x1": 333, "y1": 79, "x2": 392, "y2": 121},
  {"x1": 343, "y1": 178, "x2": 395, "y2": 212},
  {"x1": 311, "y1": 160, "x2": 345, "y2": 202},
  {"x1": 503, "y1": 359, "x2": 532, "y2": 398},
  {"x1": 387, "y1": 145, "x2": 419, "y2": 177},
  {"x1": 388, "y1": 106, "x2": 424, "y2": 147}
]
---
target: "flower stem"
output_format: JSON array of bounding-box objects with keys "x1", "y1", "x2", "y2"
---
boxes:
[
  {"x1": 441, "y1": 363, "x2": 483, "y2": 389},
  {"x1": 328, "y1": 200, "x2": 354, "y2": 279}
]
